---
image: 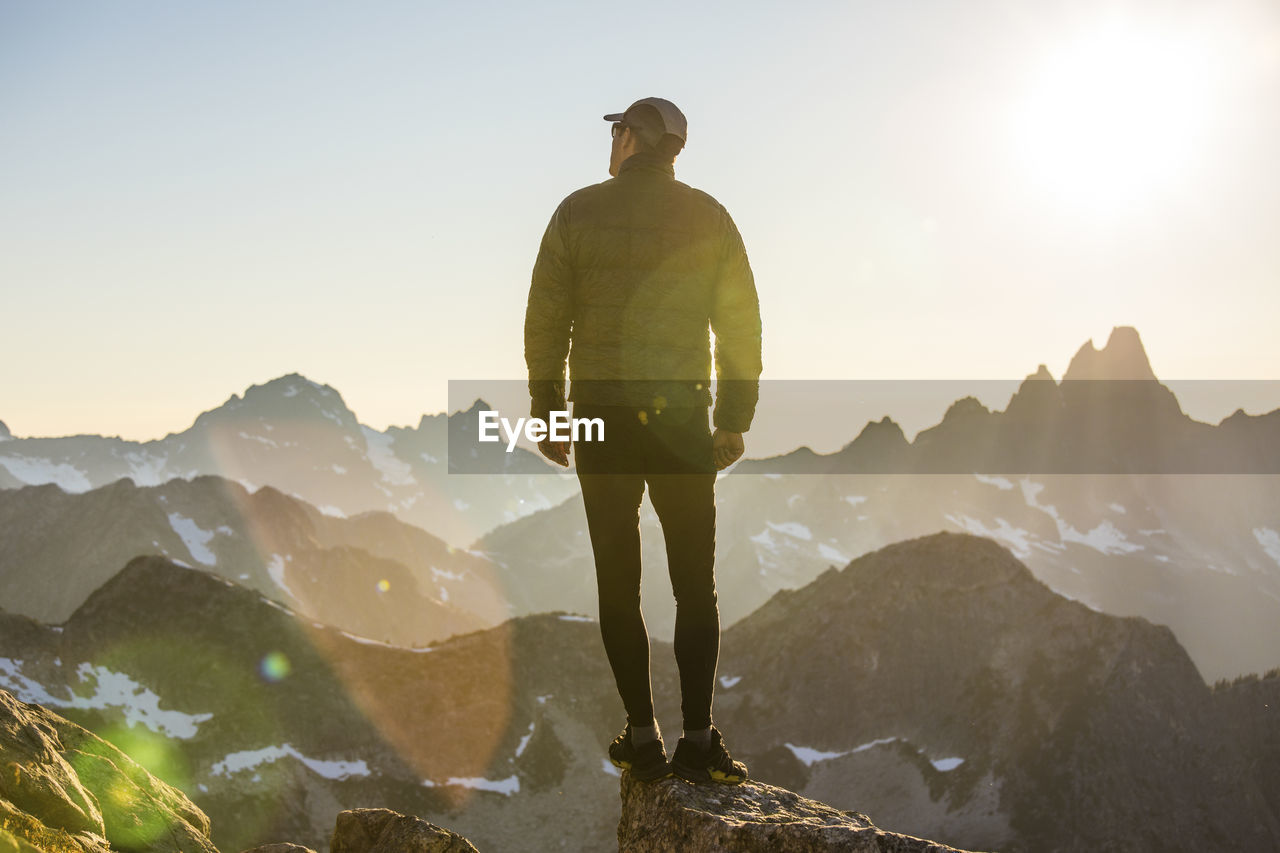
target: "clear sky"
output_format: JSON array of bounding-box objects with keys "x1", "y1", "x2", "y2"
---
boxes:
[{"x1": 3, "y1": 0, "x2": 1278, "y2": 440}]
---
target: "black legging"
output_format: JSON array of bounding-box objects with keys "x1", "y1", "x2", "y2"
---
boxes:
[{"x1": 572, "y1": 402, "x2": 719, "y2": 730}]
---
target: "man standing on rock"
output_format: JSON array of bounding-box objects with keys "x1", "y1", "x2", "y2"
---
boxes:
[{"x1": 524, "y1": 97, "x2": 762, "y2": 784}]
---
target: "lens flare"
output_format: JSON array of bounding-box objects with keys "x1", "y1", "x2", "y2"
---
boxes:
[{"x1": 259, "y1": 651, "x2": 291, "y2": 682}]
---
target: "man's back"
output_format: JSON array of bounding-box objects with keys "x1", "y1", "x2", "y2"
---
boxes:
[{"x1": 525, "y1": 150, "x2": 762, "y2": 433}]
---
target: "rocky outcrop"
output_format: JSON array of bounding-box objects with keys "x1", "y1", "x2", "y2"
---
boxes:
[
  {"x1": 329, "y1": 809, "x2": 479, "y2": 853},
  {"x1": 0, "y1": 688, "x2": 218, "y2": 853},
  {"x1": 617, "y1": 773, "x2": 980, "y2": 853},
  {"x1": 238, "y1": 808, "x2": 482, "y2": 853}
]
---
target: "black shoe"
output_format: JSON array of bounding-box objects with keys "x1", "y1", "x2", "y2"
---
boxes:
[
  {"x1": 608, "y1": 724, "x2": 672, "y2": 782},
  {"x1": 671, "y1": 725, "x2": 748, "y2": 785}
]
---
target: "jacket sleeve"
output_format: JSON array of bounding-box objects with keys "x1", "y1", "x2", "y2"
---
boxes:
[
  {"x1": 710, "y1": 208, "x2": 763, "y2": 433},
  {"x1": 524, "y1": 198, "x2": 575, "y2": 424}
]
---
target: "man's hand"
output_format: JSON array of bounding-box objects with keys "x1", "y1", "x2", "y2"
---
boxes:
[
  {"x1": 712, "y1": 429, "x2": 744, "y2": 471},
  {"x1": 538, "y1": 438, "x2": 570, "y2": 467}
]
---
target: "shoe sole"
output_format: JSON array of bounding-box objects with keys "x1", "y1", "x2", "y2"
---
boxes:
[
  {"x1": 672, "y1": 762, "x2": 747, "y2": 785},
  {"x1": 611, "y1": 757, "x2": 673, "y2": 782}
]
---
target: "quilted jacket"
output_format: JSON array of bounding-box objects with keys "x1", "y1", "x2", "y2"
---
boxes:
[{"x1": 523, "y1": 151, "x2": 762, "y2": 433}]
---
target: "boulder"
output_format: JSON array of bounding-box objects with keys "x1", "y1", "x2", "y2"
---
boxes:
[
  {"x1": 330, "y1": 808, "x2": 480, "y2": 853},
  {"x1": 0, "y1": 688, "x2": 217, "y2": 853},
  {"x1": 618, "y1": 772, "x2": 982, "y2": 853}
]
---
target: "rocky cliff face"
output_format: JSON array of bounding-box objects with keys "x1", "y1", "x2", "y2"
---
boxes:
[{"x1": 617, "y1": 772, "x2": 978, "y2": 852}]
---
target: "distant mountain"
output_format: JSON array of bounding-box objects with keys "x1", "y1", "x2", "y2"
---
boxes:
[
  {"x1": 2, "y1": 537, "x2": 1277, "y2": 851},
  {"x1": 477, "y1": 465, "x2": 1280, "y2": 682},
  {"x1": 0, "y1": 555, "x2": 671, "y2": 852},
  {"x1": 1062, "y1": 325, "x2": 1158, "y2": 380},
  {"x1": 0, "y1": 374, "x2": 578, "y2": 546},
  {"x1": 717, "y1": 532, "x2": 1280, "y2": 851},
  {"x1": 740, "y1": 326, "x2": 1279, "y2": 475},
  {"x1": 0, "y1": 475, "x2": 509, "y2": 645},
  {"x1": 475, "y1": 328, "x2": 1280, "y2": 681}
]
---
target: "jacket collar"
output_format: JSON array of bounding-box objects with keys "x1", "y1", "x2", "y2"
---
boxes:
[{"x1": 618, "y1": 150, "x2": 675, "y2": 179}]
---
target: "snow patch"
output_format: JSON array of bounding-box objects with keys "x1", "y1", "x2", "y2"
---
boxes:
[
  {"x1": 945, "y1": 514, "x2": 1034, "y2": 559},
  {"x1": 974, "y1": 474, "x2": 1014, "y2": 490},
  {"x1": 719, "y1": 675, "x2": 741, "y2": 688},
  {"x1": 766, "y1": 520, "x2": 812, "y2": 541},
  {"x1": 558, "y1": 614, "x2": 594, "y2": 623},
  {"x1": 515, "y1": 721, "x2": 535, "y2": 758},
  {"x1": 319, "y1": 505, "x2": 347, "y2": 518},
  {"x1": 0, "y1": 659, "x2": 212, "y2": 738},
  {"x1": 362, "y1": 427, "x2": 417, "y2": 486},
  {"x1": 124, "y1": 450, "x2": 168, "y2": 486},
  {"x1": 784, "y1": 737, "x2": 900, "y2": 766},
  {"x1": 237, "y1": 431, "x2": 278, "y2": 448},
  {"x1": 445, "y1": 775, "x2": 520, "y2": 795},
  {"x1": 818, "y1": 543, "x2": 849, "y2": 564},
  {"x1": 267, "y1": 554, "x2": 296, "y2": 599},
  {"x1": 211, "y1": 744, "x2": 369, "y2": 780},
  {"x1": 1019, "y1": 478, "x2": 1143, "y2": 555},
  {"x1": 0, "y1": 455, "x2": 92, "y2": 492},
  {"x1": 602, "y1": 758, "x2": 621, "y2": 777},
  {"x1": 785, "y1": 743, "x2": 853, "y2": 766},
  {"x1": 1255, "y1": 528, "x2": 1280, "y2": 568},
  {"x1": 931, "y1": 756, "x2": 965, "y2": 772},
  {"x1": 843, "y1": 495, "x2": 868, "y2": 507},
  {"x1": 168, "y1": 513, "x2": 218, "y2": 566}
]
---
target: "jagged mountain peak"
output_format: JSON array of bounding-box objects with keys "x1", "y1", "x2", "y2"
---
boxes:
[
  {"x1": 190, "y1": 373, "x2": 360, "y2": 431},
  {"x1": 245, "y1": 373, "x2": 348, "y2": 407},
  {"x1": 0, "y1": 418, "x2": 10, "y2": 440},
  {"x1": 941, "y1": 395, "x2": 992, "y2": 422},
  {"x1": 851, "y1": 415, "x2": 908, "y2": 445},
  {"x1": 456, "y1": 399, "x2": 494, "y2": 418},
  {"x1": 1063, "y1": 326, "x2": 1157, "y2": 381},
  {"x1": 1027, "y1": 363, "x2": 1055, "y2": 382},
  {"x1": 257, "y1": 371, "x2": 336, "y2": 392},
  {"x1": 1004, "y1": 363, "x2": 1063, "y2": 417}
]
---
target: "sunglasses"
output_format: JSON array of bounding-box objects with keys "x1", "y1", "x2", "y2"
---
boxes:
[{"x1": 610, "y1": 122, "x2": 629, "y2": 139}]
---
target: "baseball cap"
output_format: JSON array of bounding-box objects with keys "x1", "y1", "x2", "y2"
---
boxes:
[{"x1": 603, "y1": 97, "x2": 687, "y2": 147}]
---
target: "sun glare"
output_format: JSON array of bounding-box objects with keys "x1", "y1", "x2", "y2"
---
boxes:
[{"x1": 1011, "y1": 15, "x2": 1220, "y2": 218}]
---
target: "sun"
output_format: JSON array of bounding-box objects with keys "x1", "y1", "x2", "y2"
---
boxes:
[{"x1": 1010, "y1": 14, "x2": 1218, "y2": 218}]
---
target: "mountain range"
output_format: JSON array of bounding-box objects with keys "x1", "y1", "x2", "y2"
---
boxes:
[
  {"x1": 1, "y1": 534, "x2": 1276, "y2": 851},
  {"x1": 3, "y1": 325, "x2": 1280, "y2": 850},
  {"x1": 0, "y1": 475, "x2": 508, "y2": 645},
  {"x1": 4, "y1": 327, "x2": 1279, "y2": 684},
  {"x1": 0, "y1": 375, "x2": 576, "y2": 548},
  {"x1": 470, "y1": 328, "x2": 1280, "y2": 681}
]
